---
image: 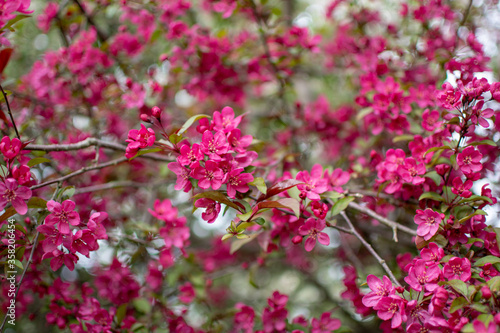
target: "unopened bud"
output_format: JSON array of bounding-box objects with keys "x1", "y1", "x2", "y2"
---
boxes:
[
  {"x1": 152, "y1": 106, "x2": 162, "y2": 118},
  {"x1": 481, "y1": 286, "x2": 492, "y2": 299},
  {"x1": 292, "y1": 235, "x2": 303, "y2": 244},
  {"x1": 140, "y1": 114, "x2": 150, "y2": 122},
  {"x1": 395, "y1": 286, "x2": 405, "y2": 294}
]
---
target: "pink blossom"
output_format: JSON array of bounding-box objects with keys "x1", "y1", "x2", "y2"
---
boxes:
[
  {"x1": 178, "y1": 143, "x2": 204, "y2": 167},
  {"x1": 159, "y1": 224, "x2": 190, "y2": 249},
  {"x1": 428, "y1": 287, "x2": 449, "y2": 314},
  {"x1": 233, "y1": 303, "x2": 255, "y2": 333},
  {"x1": 200, "y1": 130, "x2": 230, "y2": 160},
  {"x1": 404, "y1": 259, "x2": 440, "y2": 292},
  {"x1": 125, "y1": 124, "x2": 156, "y2": 158},
  {"x1": 0, "y1": 136, "x2": 22, "y2": 160},
  {"x1": 436, "y1": 82, "x2": 462, "y2": 109},
  {"x1": 227, "y1": 129, "x2": 252, "y2": 153},
  {"x1": 311, "y1": 312, "x2": 341, "y2": 333},
  {"x1": 212, "y1": 106, "x2": 242, "y2": 133},
  {"x1": 443, "y1": 257, "x2": 471, "y2": 282},
  {"x1": 451, "y1": 177, "x2": 473, "y2": 198},
  {"x1": 168, "y1": 162, "x2": 192, "y2": 192},
  {"x1": 457, "y1": 146, "x2": 482, "y2": 175},
  {"x1": 192, "y1": 160, "x2": 225, "y2": 190},
  {"x1": 42, "y1": 249, "x2": 79, "y2": 271},
  {"x1": 37, "y1": 224, "x2": 64, "y2": 252},
  {"x1": 262, "y1": 307, "x2": 287, "y2": 333},
  {"x1": 420, "y1": 242, "x2": 444, "y2": 263},
  {"x1": 325, "y1": 168, "x2": 350, "y2": 192},
  {"x1": 298, "y1": 218, "x2": 330, "y2": 251},
  {"x1": 95, "y1": 258, "x2": 140, "y2": 304},
  {"x1": 12, "y1": 164, "x2": 31, "y2": 185},
  {"x1": 421, "y1": 109, "x2": 443, "y2": 131},
  {"x1": 296, "y1": 164, "x2": 328, "y2": 200},
  {"x1": 414, "y1": 209, "x2": 444, "y2": 241},
  {"x1": 362, "y1": 275, "x2": 395, "y2": 308},
  {"x1": 45, "y1": 200, "x2": 80, "y2": 234},
  {"x1": 226, "y1": 168, "x2": 253, "y2": 198},
  {"x1": 373, "y1": 295, "x2": 406, "y2": 329},
  {"x1": 311, "y1": 201, "x2": 328, "y2": 219},
  {"x1": 195, "y1": 198, "x2": 221, "y2": 223},
  {"x1": 37, "y1": 2, "x2": 58, "y2": 33},
  {"x1": 178, "y1": 282, "x2": 195, "y2": 303},
  {"x1": 0, "y1": 178, "x2": 32, "y2": 215},
  {"x1": 148, "y1": 199, "x2": 178, "y2": 222}
]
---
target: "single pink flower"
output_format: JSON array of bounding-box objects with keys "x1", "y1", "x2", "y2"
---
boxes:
[
  {"x1": 404, "y1": 259, "x2": 440, "y2": 292},
  {"x1": 457, "y1": 146, "x2": 482, "y2": 175},
  {"x1": 45, "y1": 200, "x2": 80, "y2": 234},
  {"x1": 200, "y1": 130, "x2": 229, "y2": 160},
  {"x1": 226, "y1": 167, "x2": 253, "y2": 198},
  {"x1": 212, "y1": 106, "x2": 242, "y2": 133},
  {"x1": 298, "y1": 218, "x2": 330, "y2": 251},
  {"x1": 296, "y1": 164, "x2": 328, "y2": 200},
  {"x1": 168, "y1": 162, "x2": 192, "y2": 192},
  {"x1": 451, "y1": 177, "x2": 473, "y2": 198},
  {"x1": 195, "y1": 198, "x2": 221, "y2": 223},
  {"x1": 311, "y1": 312, "x2": 341, "y2": 333},
  {"x1": 192, "y1": 160, "x2": 225, "y2": 190},
  {"x1": 125, "y1": 124, "x2": 155, "y2": 158},
  {"x1": 362, "y1": 275, "x2": 395, "y2": 308},
  {"x1": 373, "y1": 295, "x2": 406, "y2": 329},
  {"x1": 414, "y1": 209, "x2": 444, "y2": 241},
  {"x1": 443, "y1": 257, "x2": 471, "y2": 282},
  {"x1": 0, "y1": 178, "x2": 32, "y2": 215},
  {"x1": 178, "y1": 143, "x2": 204, "y2": 167},
  {"x1": 178, "y1": 282, "x2": 195, "y2": 303},
  {"x1": 0, "y1": 136, "x2": 22, "y2": 160}
]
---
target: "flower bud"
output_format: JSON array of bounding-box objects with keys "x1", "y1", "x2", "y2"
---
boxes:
[
  {"x1": 481, "y1": 286, "x2": 492, "y2": 299},
  {"x1": 292, "y1": 235, "x2": 303, "y2": 244},
  {"x1": 152, "y1": 106, "x2": 162, "y2": 118},
  {"x1": 140, "y1": 113, "x2": 150, "y2": 122}
]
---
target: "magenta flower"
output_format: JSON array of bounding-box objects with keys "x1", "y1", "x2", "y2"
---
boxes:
[
  {"x1": 451, "y1": 177, "x2": 473, "y2": 198},
  {"x1": 200, "y1": 130, "x2": 229, "y2": 159},
  {"x1": 373, "y1": 295, "x2": 406, "y2": 329},
  {"x1": 311, "y1": 200, "x2": 328, "y2": 219},
  {"x1": 298, "y1": 218, "x2": 330, "y2": 251},
  {"x1": 226, "y1": 167, "x2": 253, "y2": 198},
  {"x1": 436, "y1": 82, "x2": 462, "y2": 109},
  {"x1": 472, "y1": 320, "x2": 498, "y2": 333},
  {"x1": 457, "y1": 146, "x2": 482, "y2": 175},
  {"x1": 443, "y1": 257, "x2": 471, "y2": 282},
  {"x1": 296, "y1": 164, "x2": 328, "y2": 200},
  {"x1": 420, "y1": 242, "x2": 444, "y2": 263},
  {"x1": 267, "y1": 291, "x2": 288, "y2": 309},
  {"x1": 42, "y1": 249, "x2": 79, "y2": 271},
  {"x1": 148, "y1": 199, "x2": 178, "y2": 222},
  {"x1": 212, "y1": 106, "x2": 242, "y2": 133},
  {"x1": 362, "y1": 275, "x2": 395, "y2": 308},
  {"x1": 192, "y1": 160, "x2": 225, "y2": 190},
  {"x1": 168, "y1": 162, "x2": 192, "y2": 192},
  {"x1": 195, "y1": 198, "x2": 221, "y2": 223},
  {"x1": 45, "y1": 200, "x2": 81, "y2": 234},
  {"x1": 233, "y1": 303, "x2": 255, "y2": 333},
  {"x1": 178, "y1": 143, "x2": 204, "y2": 167},
  {"x1": 414, "y1": 209, "x2": 444, "y2": 241},
  {"x1": 404, "y1": 259, "x2": 440, "y2": 292},
  {"x1": 262, "y1": 307, "x2": 288, "y2": 333},
  {"x1": 325, "y1": 168, "x2": 350, "y2": 192},
  {"x1": 0, "y1": 136, "x2": 22, "y2": 160},
  {"x1": 471, "y1": 104, "x2": 494, "y2": 128},
  {"x1": 125, "y1": 124, "x2": 155, "y2": 158},
  {"x1": 37, "y1": 224, "x2": 64, "y2": 252},
  {"x1": 421, "y1": 109, "x2": 443, "y2": 131},
  {"x1": 0, "y1": 178, "x2": 32, "y2": 215},
  {"x1": 178, "y1": 282, "x2": 195, "y2": 303},
  {"x1": 311, "y1": 312, "x2": 341, "y2": 333},
  {"x1": 399, "y1": 157, "x2": 425, "y2": 185},
  {"x1": 227, "y1": 129, "x2": 252, "y2": 153},
  {"x1": 159, "y1": 224, "x2": 190, "y2": 249},
  {"x1": 428, "y1": 287, "x2": 449, "y2": 314}
]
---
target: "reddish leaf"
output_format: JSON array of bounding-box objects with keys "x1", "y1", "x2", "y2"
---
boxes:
[
  {"x1": 256, "y1": 198, "x2": 301, "y2": 217},
  {"x1": 0, "y1": 48, "x2": 13, "y2": 74},
  {"x1": 193, "y1": 191, "x2": 245, "y2": 213},
  {"x1": 257, "y1": 179, "x2": 304, "y2": 201}
]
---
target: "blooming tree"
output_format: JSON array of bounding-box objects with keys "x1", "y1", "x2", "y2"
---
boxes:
[{"x1": 1, "y1": 0, "x2": 500, "y2": 332}]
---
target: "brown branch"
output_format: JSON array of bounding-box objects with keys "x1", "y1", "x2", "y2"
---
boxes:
[
  {"x1": 348, "y1": 201, "x2": 417, "y2": 240},
  {"x1": 30, "y1": 156, "x2": 128, "y2": 190},
  {"x1": 341, "y1": 211, "x2": 401, "y2": 287},
  {"x1": 72, "y1": 0, "x2": 108, "y2": 42},
  {"x1": 0, "y1": 85, "x2": 20, "y2": 140},
  {"x1": 73, "y1": 180, "x2": 151, "y2": 194},
  {"x1": 26, "y1": 138, "x2": 173, "y2": 162}
]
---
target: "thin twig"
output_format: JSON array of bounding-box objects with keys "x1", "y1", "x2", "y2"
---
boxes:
[
  {"x1": 341, "y1": 212, "x2": 401, "y2": 287},
  {"x1": 0, "y1": 85, "x2": 20, "y2": 140},
  {"x1": 73, "y1": 180, "x2": 150, "y2": 194},
  {"x1": 72, "y1": 0, "x2": 108, "y2": 42},
  {"x1": 30, "y1": 156, "x2": 128, "y2": 190},
  {"x1": 26, "y1": 138, "x2": 173, "y2": 162},
  {"x1": 348, "y1": 201, "x2": 417, "y2": 240}
]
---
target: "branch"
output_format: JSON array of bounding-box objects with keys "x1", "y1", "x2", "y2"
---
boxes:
[
  {"x1": 72, "y1": 0, "x2": 108, "y2": 42},
  {"x1": 73, "y1": 180, "x2": 151, "y2": 194},
  {"x1": 30, "y1": 156, "x2": 128, "y2": 190},
  {"x1": 341, "y1": 211, "x2": 401, "y2": 287},
  {"x1": 25, "y1": 138, "x2": 173, "y2": 162},
  {"x1": 348, "y1": 201, "x2": 417, "y2": 241},
  {"x1": 0, "y1": 85, "x2": 20, "y2": 140}
]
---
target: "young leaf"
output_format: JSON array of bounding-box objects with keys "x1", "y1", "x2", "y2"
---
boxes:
[
  {"x1": 177, "y1": 114, "x2": 210, "y2": 135},
  {"x1": 257, "y1": 179, "x2": 303, "y2": 201},
  {"x1": 330, "y1": 196, "x2": 355, "y2": 217}
]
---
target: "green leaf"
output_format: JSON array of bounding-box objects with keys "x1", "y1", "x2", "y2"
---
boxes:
[
  {"x1": 27, "y1": 197, "x2": 48, "y2": 209},
  {"x1": 418, "y1": 192, "x2": 445, "y2": 202},
  {"x1": 230, "y1": 232, "x2": 260, "y2": 254},
  {"x1": 423, "y1": 145, "x2": 451, "y2": 157},
  {"x1": 470, "y1": 303, "x2": 490, "y2": 313},
  {"x1": 221, "y1": 233, "x2": 233, "y2": 241},
  {"x1": 458, "y1": 209, "x2": 488, "y2": 224},
  {"x1": 0, "y1": 15, "x2": 30, "y2": 32},
  {"x1": 254, "y1": 217, "x2": 266, "y2": 226},
  {"x1": 27, "y1": 157, "x2": 52, "y2": 167},
  {"x1": 60, "y1": 186, "x2": 75, "y2": 200},
  {"x1": 115, "y1": 303, "x2": 128, "y2": 325},
  {"x1": 14, "y1": 259, "x2": 23, "y2": 270},
  {"x1": 193, "y1": 191, "x2": 244, "y2": 213},
  {"x1": 458, "y1": 195, "x2": 493, "y2": 205},
  {"x1": 474, "y1": 256, "x2": 500, "y2": 267},
  {"x1": 249, "y1": 177, "x2": 267, "y2": 195},
  {"x1": 449, "y1": 297, "x2": 468, "y2": 313},
  {"x1": 128, "y1": 147, "x2": 162, "y2": 160},
  {"x1": 330, "y1": 196, "x2": 355, "y2": 217},
  {"x1": 356, "y1": 107, "x2": 373, "y2": 121},
  {"x1": 448, "y1": 279, "x2": 468, "y2": 297},
  {"x1": 424, "y1": 171, "x2": 442, "y2": 186},
  {"x1": 469, "y1": 140, "x2": 497, "y2": 147},
  {"x1": 487, "y1": 276, "x2": 500, "y2": 292},
  {"x1": 392, "y1": 134, "x2": 414, "y2": 143},
  {"x1": 133, "y1": 298, "x2": 152, "y2": 313},
  {"x1": 236, "y1": 210, "x2": 253, "y2": 222},
  {"x1": 177, "y1": 114, "x2": 210, "y2": 135}
]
